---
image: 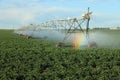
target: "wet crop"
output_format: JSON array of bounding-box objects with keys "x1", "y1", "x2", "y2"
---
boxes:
[{"x1": 0, "y1": 30, "x2": 120, "y2": 80}]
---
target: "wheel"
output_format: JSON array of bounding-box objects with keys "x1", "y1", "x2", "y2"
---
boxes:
[
  {"x1": 87, "y1": 41, "x2": 97, "y2": 48},
  {"x1": 56, "y1": 42, "x2": 64, "y2": 47}
]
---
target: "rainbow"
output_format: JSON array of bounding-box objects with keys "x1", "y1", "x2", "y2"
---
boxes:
[{"x1": 72, "y1": 33, "x2": 86, "y2": 49}]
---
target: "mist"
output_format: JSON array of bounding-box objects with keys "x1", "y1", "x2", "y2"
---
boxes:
[
  {"x1": 14, "y1": 29, "x2": 120, "y2": 49},
  {"x1": 88, "y1": 30, "x2": 120, "y2": 48}
]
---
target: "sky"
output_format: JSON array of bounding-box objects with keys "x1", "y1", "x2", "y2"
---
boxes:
[{"x1": 0, "y1": 0, "x2": 120, "y2": 29}]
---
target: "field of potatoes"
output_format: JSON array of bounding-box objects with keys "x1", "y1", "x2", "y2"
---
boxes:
[{"x1": 0, "y1": 29, "x2": 120, "y2": 80}]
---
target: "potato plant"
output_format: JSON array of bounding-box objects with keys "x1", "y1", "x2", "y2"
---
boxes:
[{"x1": 0, "y1": 30, "x2": 120, "y2": 80}]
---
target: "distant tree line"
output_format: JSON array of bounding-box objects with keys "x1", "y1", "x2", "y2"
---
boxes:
[{"x1": 93, "y1": 27, "x2": 110, "y2": 30}]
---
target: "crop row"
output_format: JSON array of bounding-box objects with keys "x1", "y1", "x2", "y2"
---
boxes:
[{"x1": 0, "y1": 30, "x2": 120, "y2": 80}]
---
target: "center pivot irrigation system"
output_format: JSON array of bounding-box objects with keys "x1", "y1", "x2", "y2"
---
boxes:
[{"x1": 15, "y1": 7, "x2": 97, "y2": 48}]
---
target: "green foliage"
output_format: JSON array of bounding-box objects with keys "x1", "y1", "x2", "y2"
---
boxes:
[{"x1": 0, "y1": 29, "x2": 120, "y2": 80}]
